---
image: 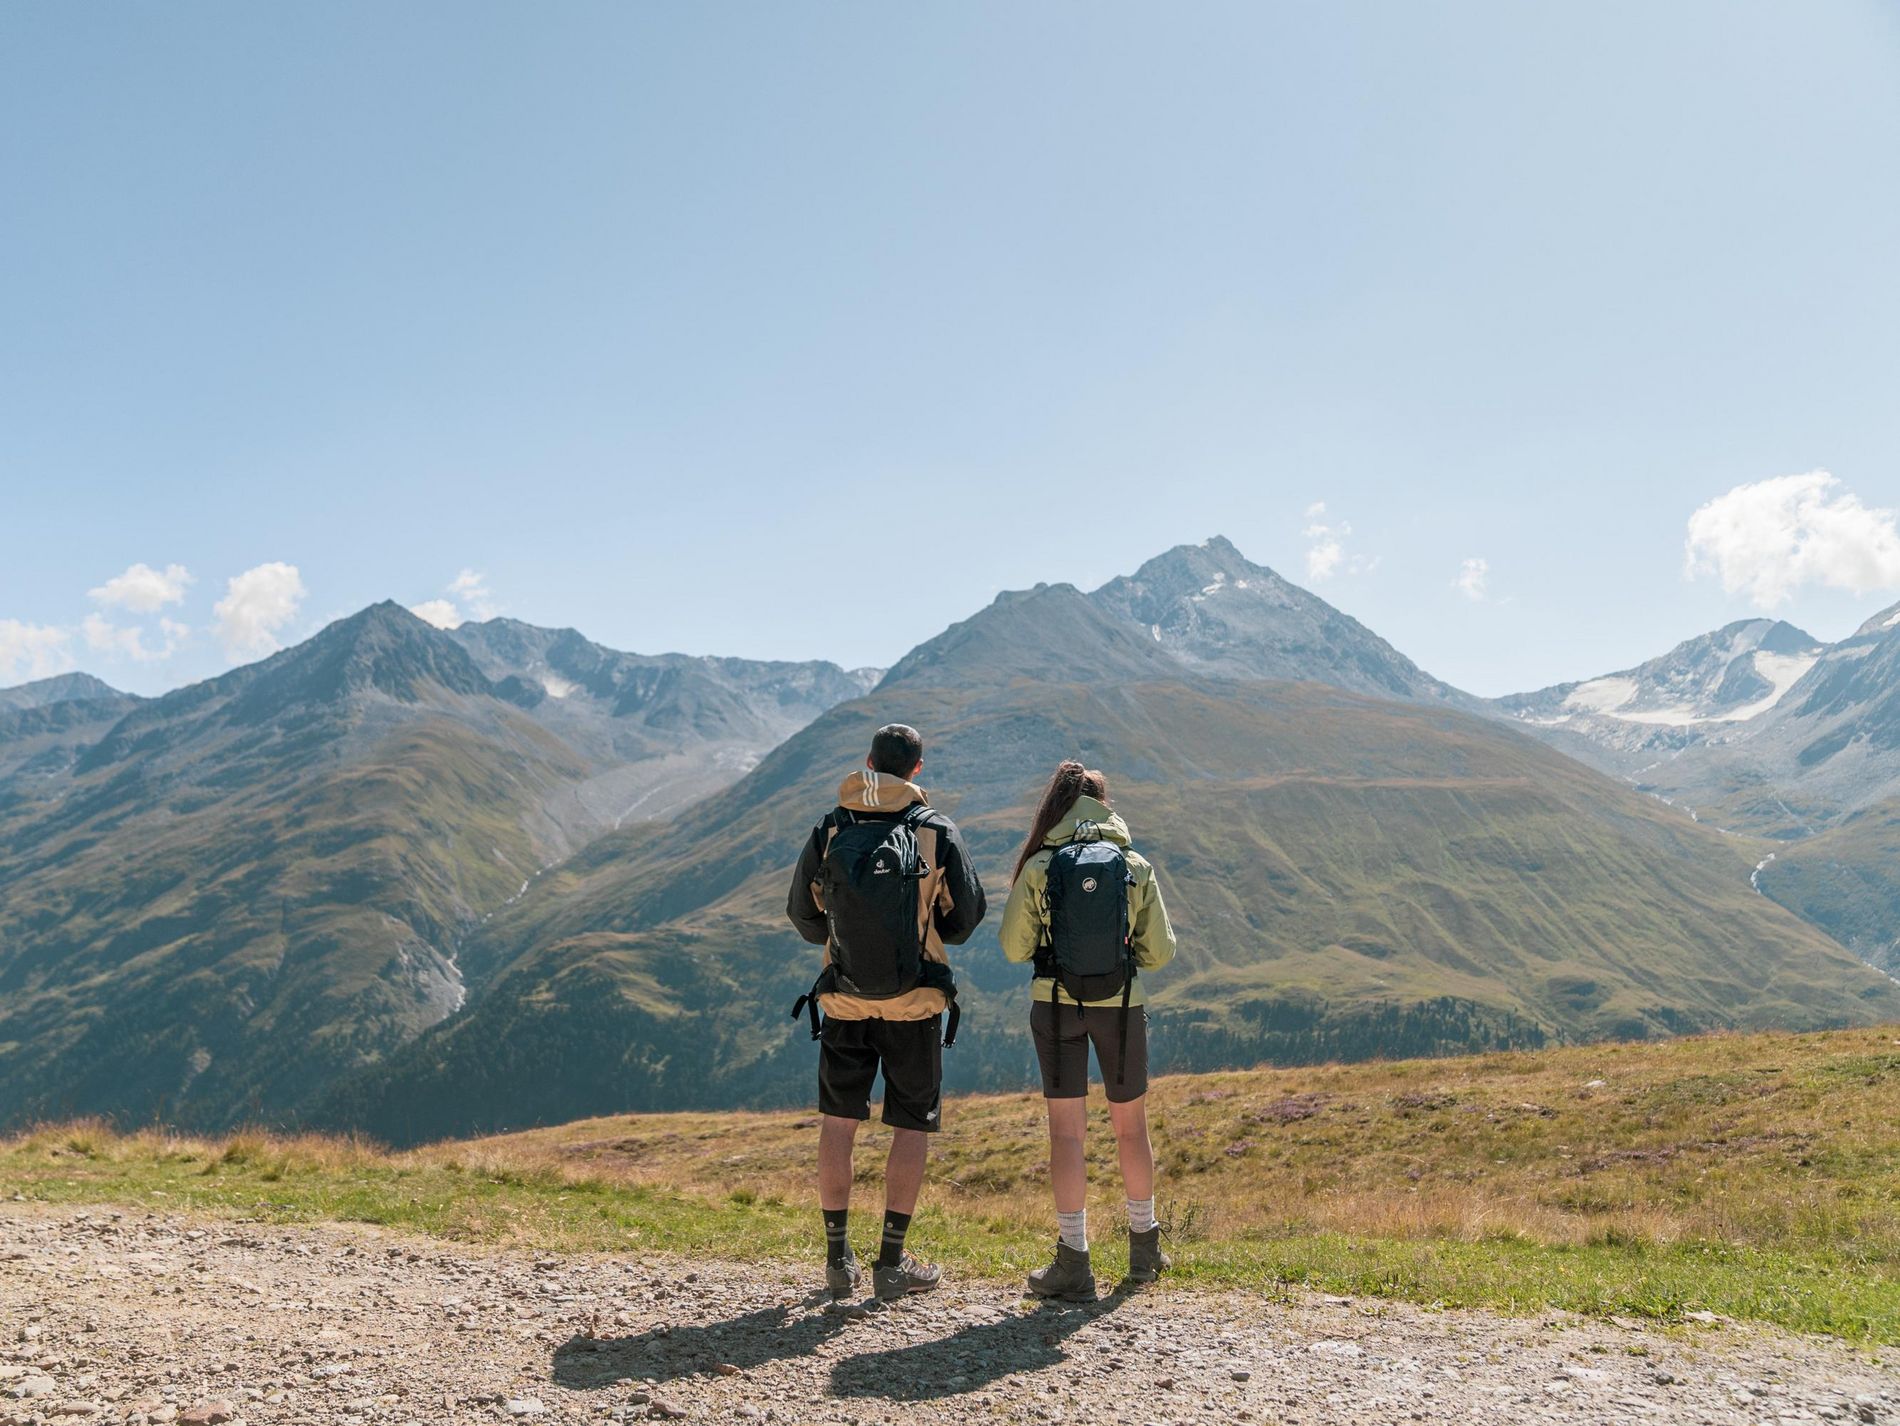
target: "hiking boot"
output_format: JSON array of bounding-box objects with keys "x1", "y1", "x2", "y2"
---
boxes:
[
  {"x1": 873, "y1": 1251, "x2": 942, "y2": 1302},
  {"x1": 1026, "y1": 1241, "x2": 1097, "y2": 1302},
  {"x1": 825, "y1": 1249, "x2": 862, "y2": 1300},
  {"x1": 1125, "y1": 1226, "x2": 1171, "y2": 1285}
]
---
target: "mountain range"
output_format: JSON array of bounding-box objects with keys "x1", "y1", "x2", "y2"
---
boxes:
[
  {"x1": 6, "y1": 537, "x2": 1900, "y2": 1141},
  {"x1": 1494, "y1": 600, "x2": 1900, "y2": 974}
]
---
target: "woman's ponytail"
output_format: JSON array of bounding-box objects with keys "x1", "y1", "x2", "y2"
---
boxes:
[{"x1": 1012, "y1": 759, "x2": 1110, "y2": 884}]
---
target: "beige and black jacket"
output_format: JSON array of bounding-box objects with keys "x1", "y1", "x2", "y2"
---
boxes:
[{"x1": 786, "y1": 769, "x2": 988, "y2": 1022}]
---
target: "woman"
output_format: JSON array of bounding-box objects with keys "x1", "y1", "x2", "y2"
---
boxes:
[{"x1": 1000, "y1": 760, "x2": 1177, "y2": 1299}]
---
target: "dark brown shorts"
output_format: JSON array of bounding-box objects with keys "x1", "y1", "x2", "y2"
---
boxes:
[{"x1": 1031, "y1": 1000, "x2": 1149, "y2": 1102}]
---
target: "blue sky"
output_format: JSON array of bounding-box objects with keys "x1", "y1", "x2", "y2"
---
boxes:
[{"x1": 4, "y1": 2, "x2": 1899, "y2": 697}]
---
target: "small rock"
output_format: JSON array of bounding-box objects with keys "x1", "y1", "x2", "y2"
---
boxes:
[
  {"x1": 16, "y1": 1379, "x2": 55, "y2": 1400},
  {"x1": 1230, "y1": 1370, "x2": 1251, "y2": 1383},
  {"x1": 713, "y1": 1364, "x2": 741, "y2": 1378},
  {"x1": 1309, "y1": 1341, "x2": 1363, "y2": 1360},
  {"x1": 648, "y1": 1400, "x2": 688, "y2": 1420},
  {"x1": 504, "y1": 1400, "x2": 546, "y2": 1418},
  {"x1": 177, "y1": 1403, "x2": 238, "y2": 1426}
]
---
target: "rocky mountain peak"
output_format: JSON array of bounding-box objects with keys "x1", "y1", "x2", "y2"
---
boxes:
[
  {"x1": 0, "y1": 671, "x2": 131, "y2": 713},
  {"x1": 1854, "y1": 602, "x2": 1900, "y2": 640},
  {"x1": 1090, "y1": 537, "x2": 1464, "y2": 705},
  {"x1": 879, "y1": 581, "x2": 1180, "y2": 691}
]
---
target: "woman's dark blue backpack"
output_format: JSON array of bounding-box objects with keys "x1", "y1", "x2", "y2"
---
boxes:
[{"x1": 1036, "y1": 820, "x2": 1140, "y2": 1084}]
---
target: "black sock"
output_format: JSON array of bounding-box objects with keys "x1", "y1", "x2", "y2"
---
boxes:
[
  {"x1": 877, "y1": 1210, "x2": 911, "y2": 1269},
  {"x1": 823, "y1": 1208, "x2": 850, "y2": 1268}
]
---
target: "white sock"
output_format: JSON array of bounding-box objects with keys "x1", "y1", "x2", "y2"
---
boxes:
[
  {"x1": 1057, "y1": 1209, "x2": 1088, "y2": 1252},
  {"x1": 1127, "y1": 1197, "x2": 1157, "y2": 1234}
]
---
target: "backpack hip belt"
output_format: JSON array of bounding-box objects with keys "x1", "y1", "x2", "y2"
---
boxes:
[{"x1": 790, "y1": 961, "x2": 961, "y2": 1046}]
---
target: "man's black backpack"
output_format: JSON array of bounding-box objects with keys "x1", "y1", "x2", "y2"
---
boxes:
[
  {"x1": 1036, "y1": 821, "x2": 1140, "y2": 1084},
  {"x1": 791, "y1": 805, "x2": 960, "y2": 1044}
]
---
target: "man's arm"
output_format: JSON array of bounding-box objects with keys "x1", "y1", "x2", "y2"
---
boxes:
[
  {"x1": 786, "y1": 822, "x2": 829, "y2": 946},
  {"x1": 931, "y1": 816, "x2": 988, "y2": 945}
]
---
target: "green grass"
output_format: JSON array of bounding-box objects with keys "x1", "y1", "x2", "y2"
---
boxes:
[{"x1": 10, "y1": 1025, "x2": 1900, "y2": 1344}]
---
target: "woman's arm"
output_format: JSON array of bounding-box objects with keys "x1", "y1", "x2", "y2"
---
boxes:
[
  {"x1": 1131, "y1": 863, "x2": 1177, "y2": 972},
  {"x1": 999, "y1": 857, "x2": 1047, "y2": 964}
]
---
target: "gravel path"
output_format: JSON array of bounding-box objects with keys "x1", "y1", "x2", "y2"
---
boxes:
[{"x1": 3, "y1": 1204, "x2": 1894, "y2": 1426}]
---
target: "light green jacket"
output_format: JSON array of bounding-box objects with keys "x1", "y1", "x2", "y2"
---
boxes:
[{"x1": 1000, "y1": 796, "x2": 1177, "y2": 1006}]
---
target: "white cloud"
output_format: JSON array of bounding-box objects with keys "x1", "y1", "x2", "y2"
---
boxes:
[
  {"x1": 213, "y1": 562, "x2": 307, "y2": 660},
  {"x1": 411, "y1": 570, "x2": 496, "y2": 629},
  {"x1": 0, "y1": 621, "x2": 73, "y2": 685},
  {"x1": 446, "y1": 569, "x2": 497, "y2": 621},
  {"x1": 410, "y1": 599, "x2": 462, "y2": 630},
  {"x1": 1302, "y1": 505, "x2": 1375, "y2": 583},
  {"x1": 88, "y1": 562, "x2": 193, "y2": 614},
  {"x1": 1685, "y1": 471, "x2": 1900, "y2": 609},
  {"x1": 81, "y1": 614, "x2": 188, "y2": 663},
  {"x1": 1305, "y1": 532, "x2": 1344, "y2": 582},
  {"x1": 1455, "y1": 557, "x2": 1490, "y2": 601}
]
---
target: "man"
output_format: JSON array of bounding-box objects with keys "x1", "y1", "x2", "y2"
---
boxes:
[{"x1": 786, "y1": 723, "x2": 987, "y2": 1302}]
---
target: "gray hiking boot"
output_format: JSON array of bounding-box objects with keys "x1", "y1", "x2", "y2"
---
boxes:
[
  {"x1": 1125, "y1": 1226, "x2": 1171, "y2": 1286},
  {"x1": 1026, "y1": 1241, "x2": 1097, "y2": 1302},
  {"x1": 872, "y1": 1251, "x2": 942, "y2": 1302},
  {"x1": 826, "y1": 1249, "x2": 862, "y2": 1300}
]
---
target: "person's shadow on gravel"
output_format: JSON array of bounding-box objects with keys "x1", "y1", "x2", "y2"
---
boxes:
[
  {"x1": 551, "y1": 1300, "x2": 848, "y2": 1389},
  {"x1": 830, "y1": 1295, "x2": 1127, "y2": 1401}
]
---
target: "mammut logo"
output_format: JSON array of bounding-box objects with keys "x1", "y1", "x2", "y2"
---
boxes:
[{"x1": 1081, "y1": 877, "x2": 1098, "y2": 893}]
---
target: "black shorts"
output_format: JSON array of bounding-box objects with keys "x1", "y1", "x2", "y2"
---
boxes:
[
  {"x1": 1031, "y1": 999, "x2": 1149, "y2": 1102},
  {"x1": 818, "y1": 1015, "x2": 944, "y2": 1133}
]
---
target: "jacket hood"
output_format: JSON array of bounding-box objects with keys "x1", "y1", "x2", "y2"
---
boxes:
[
  {"x1": 837, "y1": 768, "x2": 929, "y2": 813},
  {"x1": 1043, "y1": 795, "x2": 1130, "y2": 847}
]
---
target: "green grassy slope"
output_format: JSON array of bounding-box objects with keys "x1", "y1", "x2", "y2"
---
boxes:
[
  {"x1": 323, "y1": 612, "x2": 1900, "y2": 1144},
  {"x1": 0, "y1": 713, "x2": 588, "y2": 1130},
  {"x1": 1759, "y1": 800, "x2": 1900, "y2": 975}
]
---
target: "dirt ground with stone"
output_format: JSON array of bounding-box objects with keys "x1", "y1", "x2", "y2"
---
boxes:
[{"x1": 4, "y1": 1203, "x2": 1896, "y2": 1426}]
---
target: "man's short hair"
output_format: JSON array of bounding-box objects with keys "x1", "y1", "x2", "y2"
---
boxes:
[{"x1": 869, "y1": 723, "x2": 924, "y2": 776}]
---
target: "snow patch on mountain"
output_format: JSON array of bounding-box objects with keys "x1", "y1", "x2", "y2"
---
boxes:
[
  {"x1": 1501, "y1": 619, "x2": 1824, "y2": 737},
  {"x1": 1564, "y1": 677, "x2": 1640, "y2": 717}
]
